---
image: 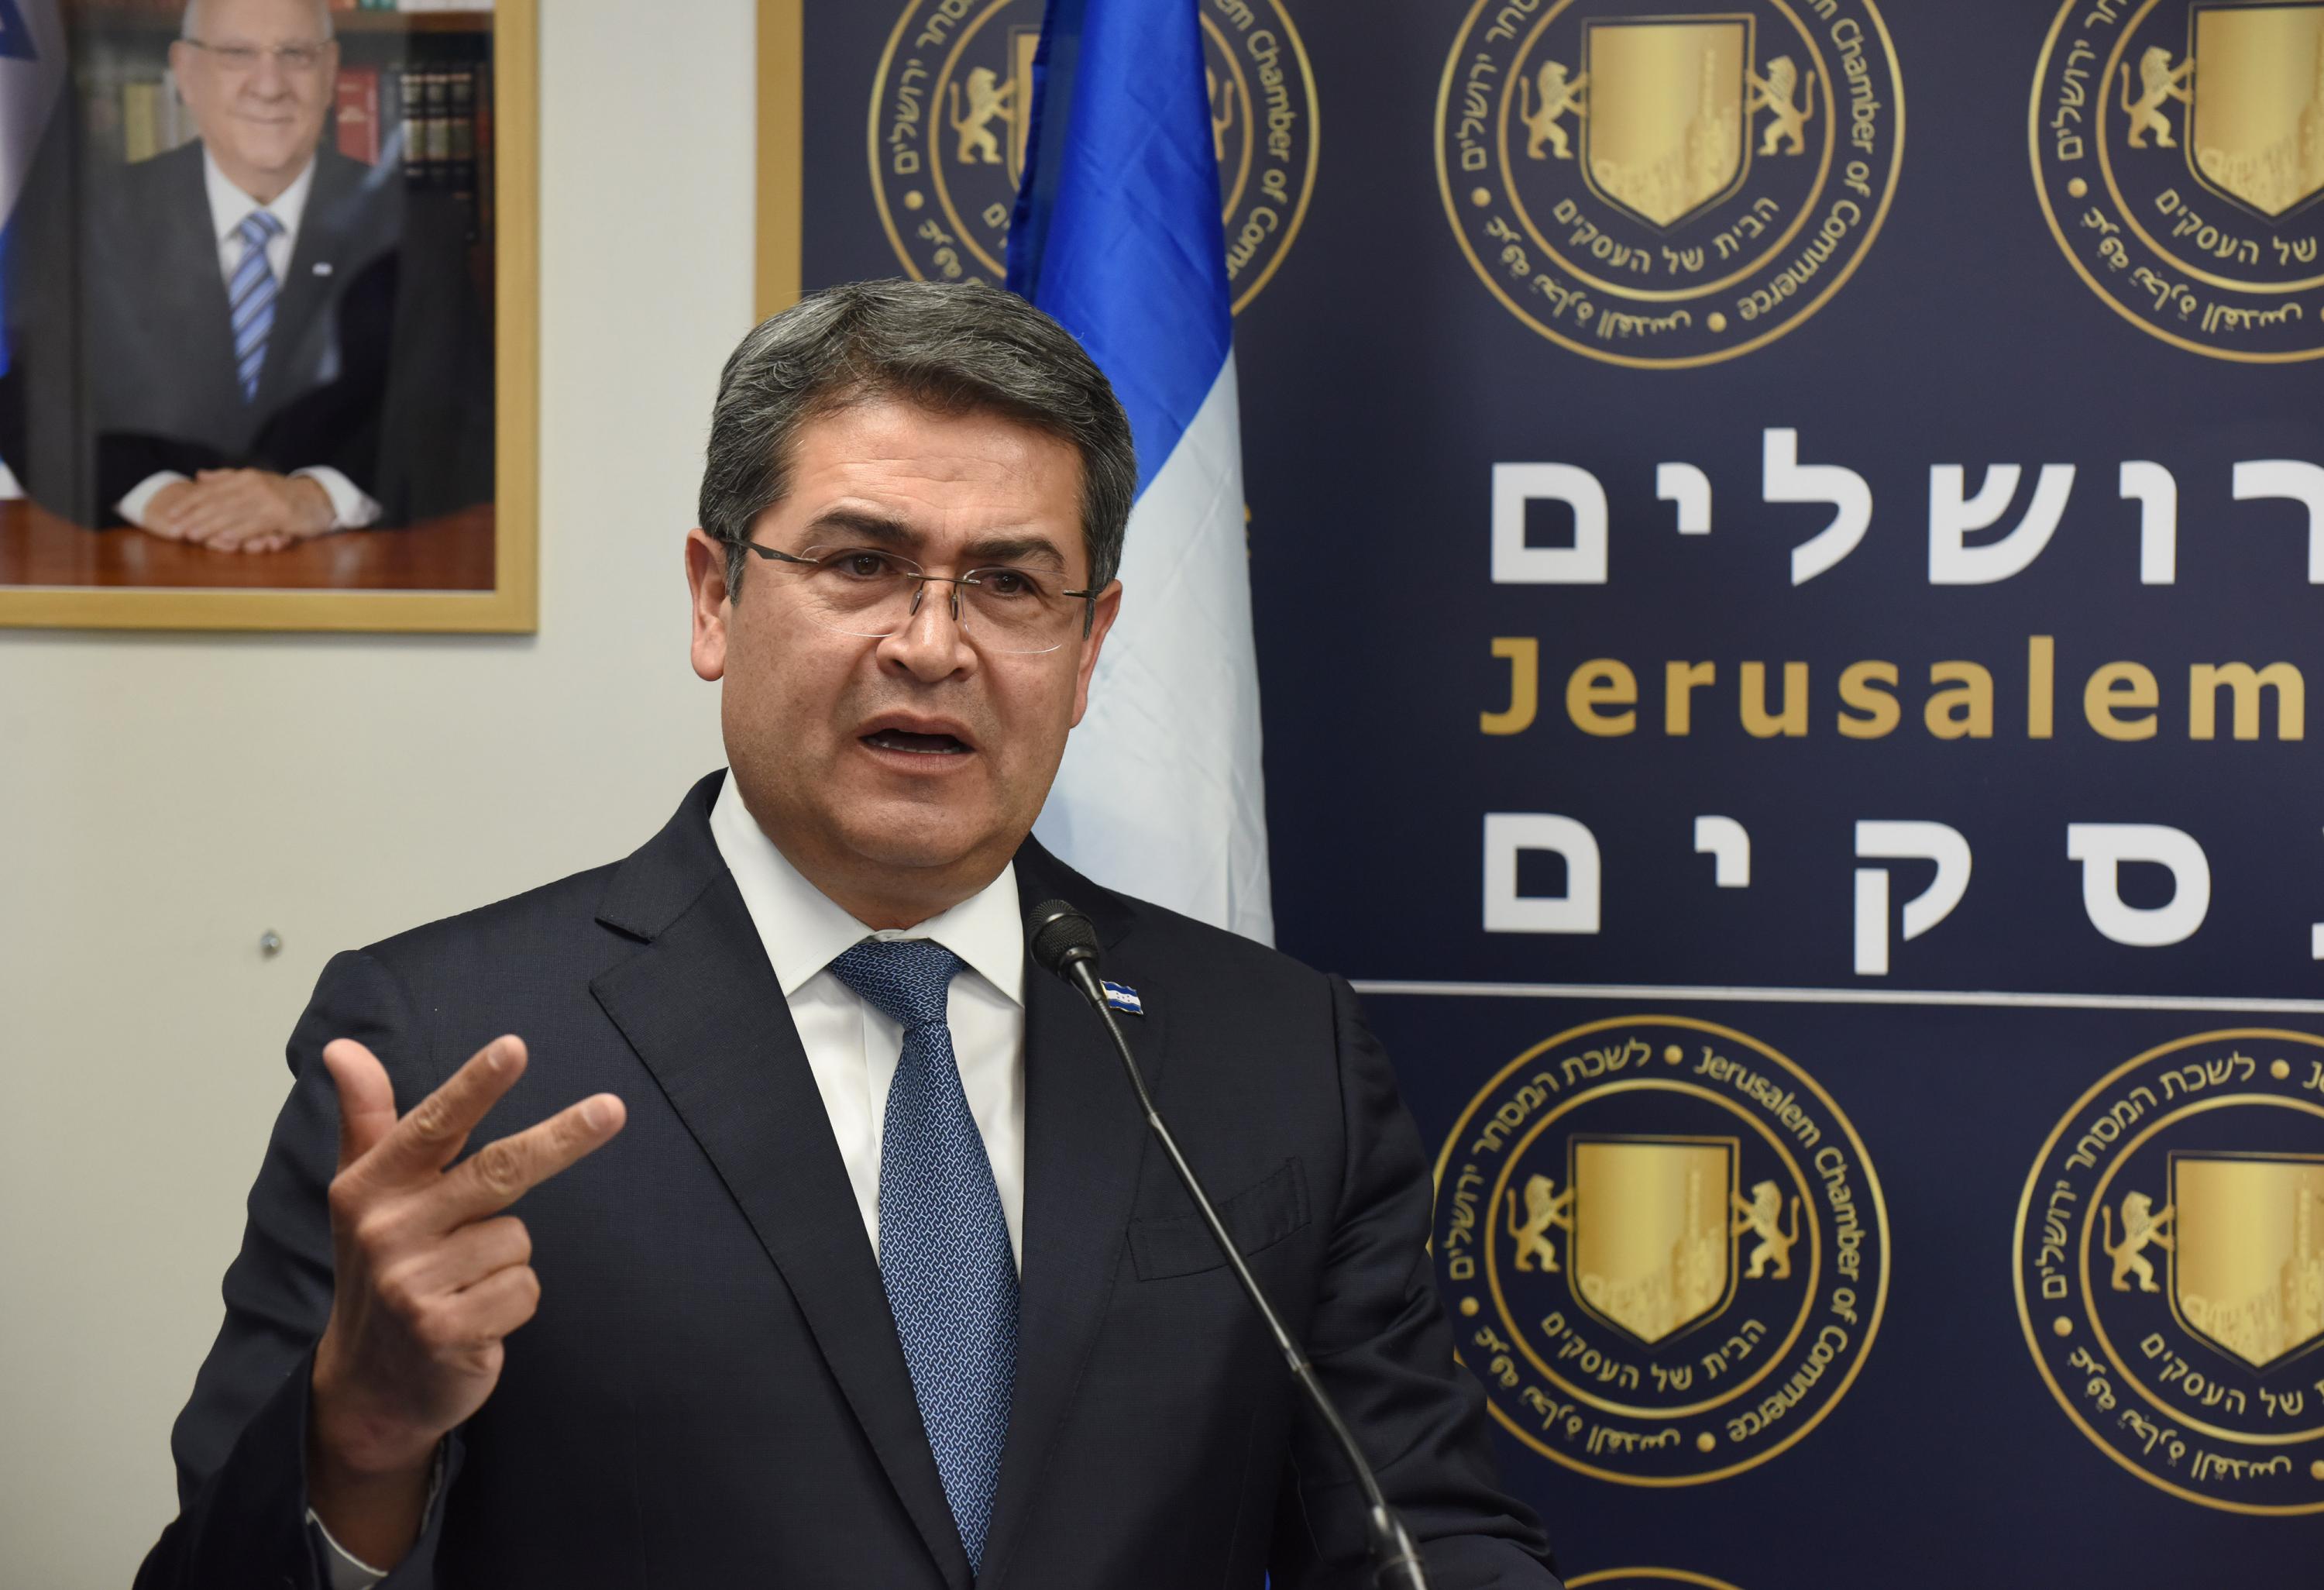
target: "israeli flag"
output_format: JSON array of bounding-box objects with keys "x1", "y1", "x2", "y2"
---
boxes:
[
  {"x1": 1008, "y1": 0, "x2": 1274, "y2": 945},
  {"x1": 0, "y1": 0, "x2": 63, "y2": 385}
]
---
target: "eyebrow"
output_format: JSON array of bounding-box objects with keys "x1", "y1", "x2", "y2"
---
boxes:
[{"x1": 798, "y1": 508, "x2": 1069, "y2": 571}]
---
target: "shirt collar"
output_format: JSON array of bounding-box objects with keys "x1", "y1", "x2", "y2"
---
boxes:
[
  {"x1": 202, "y1": 146, "x2": 318, "y2": 250},
  {"x1": 708, "y1": 770, "x2": 1026, "y2": 1007}
]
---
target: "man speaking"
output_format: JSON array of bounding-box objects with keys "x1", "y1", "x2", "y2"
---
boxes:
[{"x1": 136, "y1": 280, "x2": 1558, "y2": 1587}]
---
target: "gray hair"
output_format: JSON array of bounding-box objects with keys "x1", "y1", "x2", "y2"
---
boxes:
[
  {"x1": 697, "y1": 278, "x2": 1136, "y2": 596},
  {"x1": 181, "y1": 0, "x2": 335, "y2": 40}
]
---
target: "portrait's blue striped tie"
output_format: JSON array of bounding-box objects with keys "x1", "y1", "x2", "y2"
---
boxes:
[
  {"x1": 225, "y1": 210, "x2": 284, "y2": 404},
  {"x1": 829, "y1": 938, "x2": 1016, "y2": 1573}
]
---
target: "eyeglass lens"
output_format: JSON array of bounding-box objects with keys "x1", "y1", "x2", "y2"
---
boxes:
[{"x1": 782, "y1": 547, "x2": 1080, "y2": 655}]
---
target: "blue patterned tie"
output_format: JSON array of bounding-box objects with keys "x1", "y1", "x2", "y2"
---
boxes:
[
  {"x1": 226, "y1": 210, "x2": 284, "y2": 403},
  {"x1": 830, "y1": 938, "x2": 1017, "y2": 1571}
]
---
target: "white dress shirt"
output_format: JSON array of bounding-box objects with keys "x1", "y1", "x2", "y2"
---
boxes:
[
  {"x1": 114, "y1": 150, "x2": 383, "y2": 533},
  {"x1": 313, "y1": 773, "x2": 1028, "y2": 1585},
  {"x1": 708, "y1": 768, "x2": 1029, "y2": 1264}
]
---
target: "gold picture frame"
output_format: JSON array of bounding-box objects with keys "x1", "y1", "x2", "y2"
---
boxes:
[
  {"x1": 0, "y1": 0, "x2": 538, "y2": 632},
  {"x1": 756, "y1": 0, "x2": 803, "y2": 324}
]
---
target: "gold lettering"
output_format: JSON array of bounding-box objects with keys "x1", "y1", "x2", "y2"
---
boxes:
[
  {"x1": 2085, "y1": 662, "x2": 2158, "y2": 742},
  {"x1": 1741, "y1": 662, "x2": 1809, "y2": 738},
  {"x1": 2188, "y1": 662, "x2": 2304, "y2": 742},
  {"x1": 1926, "y1": 661, "x2": 1995, "y2": 740},
  {"x1": 1665, "y1": 661, "x2": 1715, "y2": 735},
  {"x1": 1566, "y1": 659, "x2": 1638, "y2": 737},
  {"x1": 1837, "y1": 661, "x2": 1899, "y2": 738},
  {"x1": 2028, "y1": 635, "x2": 2054, "y2": 740},
  {"x1": 1482, "y1": 638, "x2": 1538, "y2": 735}
]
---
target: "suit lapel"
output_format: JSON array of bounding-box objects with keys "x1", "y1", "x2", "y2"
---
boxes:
[
  {"x1": 149, "y1": 148, "x2": 242, "y2": 418},
  {"x1": 587, "y1": 780, "x2": 973, "y2": 1588},
  {"x1": 978, "y1": 848, "x2": 1164, "y2": 1587}
]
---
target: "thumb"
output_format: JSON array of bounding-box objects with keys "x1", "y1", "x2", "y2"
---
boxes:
[{"x1": 321, "y1": 1038, "x2": 398, "y2": 1175}]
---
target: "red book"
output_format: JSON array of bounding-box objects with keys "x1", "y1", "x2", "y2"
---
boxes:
[{"x1": 335, "y1": 67, "x2": 380, "y2": 165}]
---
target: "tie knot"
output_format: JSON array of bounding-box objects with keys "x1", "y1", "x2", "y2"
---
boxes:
[
  {"x1": 238, "y1": 210, "x2": 284, "y2": 249},
  {"x1": 829, "y1": 938, "x2": 963, "y2": 1033}
]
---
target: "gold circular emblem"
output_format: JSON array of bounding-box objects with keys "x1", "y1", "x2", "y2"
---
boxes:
[
  {"x1": 1432, "y1": 0, "x2": 1903, "y2": 367},
  {"x1": 2013, "y1": 1027, "x2": 2324, "y2": 1514},
  {"x1": 867, "y1": 0, "x2": 1318, "y2": 313},
  {"x1": 1569, "y1": 1572, "x2": 1747, "y2": 1590},
  {"x1": 2031, "y1": 0, "x2": 2324, "y2": 361},
  {"x1": 1431, "y1": 1017, "x2": 1889, "y2": 1485}
]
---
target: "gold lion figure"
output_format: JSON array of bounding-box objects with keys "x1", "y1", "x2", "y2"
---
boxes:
[
  {"x1": 948, "y1": 66, "x2": 1016, "y2": 166},
  {"x1": 2119, "y1": 46, "x2": 2192, "y2": 150},
  {"x1": 1748, "y1": 56, "x2": 1817, "y2": 156},
  {"x1": 1506, "y1": 1173, "x2": 1575, "y2": 1273},
  {"x1": 2101, "y1": 1191, "x2": 2176, "y2": 1293},
  {"x1": 1518, "y1": 60, "x2": 1589, "y2": 161},
  {"x1": 1731, "y1": 1180, "x2": 1801, "y2": 1280}
]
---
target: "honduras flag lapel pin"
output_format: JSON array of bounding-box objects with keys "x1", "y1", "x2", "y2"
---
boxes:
[{"x1": 1100, "y1": 980, "x2": 1145, "y2": 1017}]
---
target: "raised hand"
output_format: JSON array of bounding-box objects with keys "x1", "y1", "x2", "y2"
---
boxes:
[{"x1": 306, "y1": 1035, "x2": 624, "y2": 1567}]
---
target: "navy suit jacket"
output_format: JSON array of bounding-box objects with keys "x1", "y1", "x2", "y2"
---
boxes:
[
  {"x1": 136, "y1": 773, "x2": 1559, "y2": 1588},
  {"x1": 0, "y1": 139, "x2": 490, "y2": 528}
]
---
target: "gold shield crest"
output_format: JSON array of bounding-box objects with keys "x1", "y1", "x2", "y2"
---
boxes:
[
  {"x1": 1568, "y1": 1135, "x2": 1736, "y2": 1345},
  {"x1": 1580, "y1": 17, "x2": 1752, "y2": 230},
  {"x1": 2170, "y1": 1151, "x2": 2324, "y2": 1371},
  {"x1": 2188, "y1": 2, "x2": 2324, "y2": 218}
]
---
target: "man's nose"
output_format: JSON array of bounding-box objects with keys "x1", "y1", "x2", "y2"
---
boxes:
[
  {"x1": 876, "y1": 580, "x2": 977, "y2": 681},
  {"x1": 246, "y1": 55, "x2": 290, "y2": 96}
]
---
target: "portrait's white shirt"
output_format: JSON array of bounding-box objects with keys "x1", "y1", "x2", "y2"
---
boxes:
[
  {"x1": 314, "y1": 772, "x2": 1030, "y2": 1588},
  {"x1": 115, "y1": 150, "x2": 383, "y2": 532}
]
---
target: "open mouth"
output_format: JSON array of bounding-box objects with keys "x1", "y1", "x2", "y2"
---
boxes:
[{"x1": 862, "y1": 728, "x2": 971, "y2": 755}]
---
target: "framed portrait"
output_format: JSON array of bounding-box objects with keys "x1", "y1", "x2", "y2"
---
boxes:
[
  {"x1": 755, "y1": 0, "x2": 799, "y2": 323},
  {"x1": 0, "y1": 0, "x2": 535, "y2": 632}
]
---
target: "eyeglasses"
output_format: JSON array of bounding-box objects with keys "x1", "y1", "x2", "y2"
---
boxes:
[
  {"x1": 183, "y1": 38, "x2": 332, "y2": 74},
  {"x1": 741, "y1": 543, "x2": 1098, "y2": 656}
]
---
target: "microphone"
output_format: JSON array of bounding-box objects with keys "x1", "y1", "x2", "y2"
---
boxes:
[{"x1": 1026, "y1": 900, "x2": 1431, "y2": 1590}]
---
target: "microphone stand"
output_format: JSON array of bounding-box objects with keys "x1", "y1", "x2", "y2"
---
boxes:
[{"x1": 1049, "y1": 951, "x2": 1430, "y2": 1590}]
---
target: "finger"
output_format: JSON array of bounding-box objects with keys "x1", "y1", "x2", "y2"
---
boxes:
[
  {"x1": 179, "y1": 501, "x2": 246, "y2": 542},
  {"x1": 386, "y1": 1215, "x2": 531, "y2": 1299},
  {"x1": 445, "y1": 1263, "x2": 542, "y2": 1345},
  {"x1": 321, "y1": 1039, "x2": 399, "y2": 1174},
  {"x1": 365, "y1": 1035, "x2": 532, "y2": 1186},
  {"x1": 435, "y1": 1092, "x2": 627, "y2": 1226}
]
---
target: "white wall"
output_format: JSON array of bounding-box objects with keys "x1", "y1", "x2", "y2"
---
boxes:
[{"x1": 0, "y1": 2, "x2": 752, "y2": 1579}]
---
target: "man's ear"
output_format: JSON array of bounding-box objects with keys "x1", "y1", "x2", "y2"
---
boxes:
[
  {"x1": 1068, "y1": 580, "x2": 1123, "y2": 728},
  {"x1": 685, "y1": 528, "x2": 731, "y2": 683}
]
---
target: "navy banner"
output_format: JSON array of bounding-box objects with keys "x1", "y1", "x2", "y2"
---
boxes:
[{"x1": 805, "y1": 0, "x2": 2324, "y2": 1579}]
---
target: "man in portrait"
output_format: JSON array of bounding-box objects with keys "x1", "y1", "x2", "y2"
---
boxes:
[
  {"x1": 134, "y1": 279, "x2": 1559, "y2": 1587},
  {"x1": 0, "y1": 0, "x2": 489, "y2": 551}
]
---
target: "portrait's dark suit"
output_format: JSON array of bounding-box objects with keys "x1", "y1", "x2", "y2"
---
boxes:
[
  {"x1": 0, "y1": 137, "x2": 489, "y2": 528},
  {"x1": 136, "y1": 772, "x2": 1559, "y2": 1588}
]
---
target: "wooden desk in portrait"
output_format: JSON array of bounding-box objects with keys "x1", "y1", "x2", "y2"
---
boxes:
[{"x1": 0, "y1": 497, "x2": 496, "y2": 591}]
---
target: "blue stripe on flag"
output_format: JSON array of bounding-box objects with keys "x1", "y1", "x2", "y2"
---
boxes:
[{"x1": 1005, "y1": 0, "x2": 1231, "y2": 496}]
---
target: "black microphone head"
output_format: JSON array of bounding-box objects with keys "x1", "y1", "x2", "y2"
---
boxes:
[{"x1": 1027, "y1": 898, "x2": 1102, "y2": 979}]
